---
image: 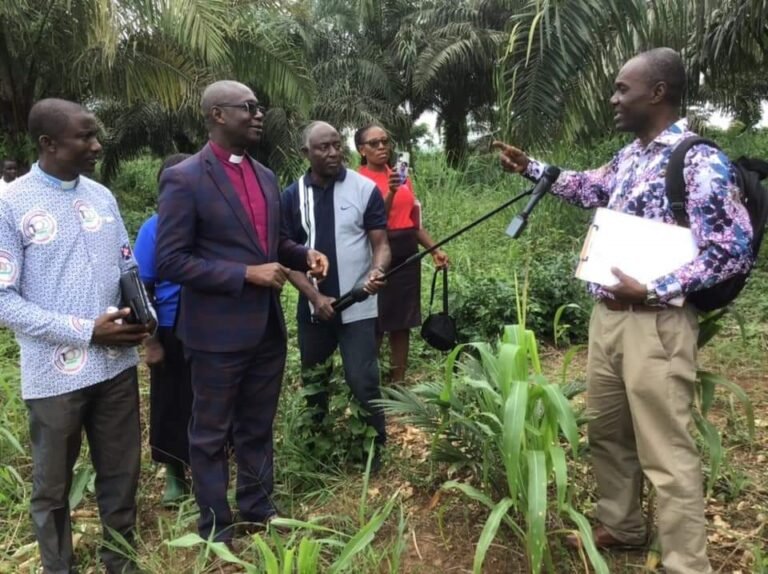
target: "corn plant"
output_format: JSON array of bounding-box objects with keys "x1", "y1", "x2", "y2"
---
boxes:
[{"x1": 380, "y1": 321, "x2": 607, "y2": 573}]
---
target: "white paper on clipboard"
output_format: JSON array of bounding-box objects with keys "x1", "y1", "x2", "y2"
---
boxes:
[{"x1": 575, "y1": 208, "x2": 699, "y2": 306}]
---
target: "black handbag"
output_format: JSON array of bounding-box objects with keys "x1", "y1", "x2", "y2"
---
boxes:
[{"x1": 421, "y1": 267, "x2": 457, "y2": 351}]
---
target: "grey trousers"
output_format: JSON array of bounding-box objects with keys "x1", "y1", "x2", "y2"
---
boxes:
[{"x1": 25, "y1": 367, "x2": 141, "y2": 574}]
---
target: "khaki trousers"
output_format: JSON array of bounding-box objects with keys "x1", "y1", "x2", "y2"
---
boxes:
[{"x1": 586, "y1": 302, "x2": 712, "y2": 574}]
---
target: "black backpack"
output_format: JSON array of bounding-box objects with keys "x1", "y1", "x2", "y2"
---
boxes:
[{"x1": 665, "y1": 136, "x2": 768, "y2": 311}]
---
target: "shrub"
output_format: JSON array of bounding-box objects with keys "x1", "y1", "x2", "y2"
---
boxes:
[
  {"x1": 452, "y1": 251, "x2": 591, "y2": 344},
  {"x1": 108, "y1": 156, "x2": 162, "y2": 238}
]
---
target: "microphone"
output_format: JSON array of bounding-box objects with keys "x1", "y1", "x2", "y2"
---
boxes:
[
  {"x1": 331, "y1": 165, "x2": 561, "y2": 315},
  {"x1": 505, "y1": 165, "x2": 561, "y2": 239},
  {"x1": 332, "y1": 284, "x2": 370, "y2": 313}
]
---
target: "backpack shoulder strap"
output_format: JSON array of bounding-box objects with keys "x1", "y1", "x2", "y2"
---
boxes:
[{"x1": 665, "y1": 136, "x2": 720, "y2": 226}]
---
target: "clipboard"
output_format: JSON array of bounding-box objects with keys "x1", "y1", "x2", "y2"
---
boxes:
[{"x1": 576, "y1": 208, "x2": 699, "y2": 306}]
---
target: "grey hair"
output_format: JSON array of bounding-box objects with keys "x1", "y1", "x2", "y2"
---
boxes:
[{"x1": 301, "y1": 120, "x2": 337, "y2": 149}]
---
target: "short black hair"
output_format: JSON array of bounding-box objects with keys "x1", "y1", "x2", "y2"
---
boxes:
[
  {"x1": 156, "y1": 153, "x2": 191, "y2": 182},
  {"x1": 638, "y1": 47, "x2": 687, "y2": 108},
  {"x1": 353, "y1": 124, "x2": 385, "y2": 165},
  {"x1": 28, "y1": 98, "x2": 87, "y2": 148}
]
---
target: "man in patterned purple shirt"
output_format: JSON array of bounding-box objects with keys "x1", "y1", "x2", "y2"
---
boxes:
[{"x1": 494, "y1": 48, "x2": 752, "y2": 574}]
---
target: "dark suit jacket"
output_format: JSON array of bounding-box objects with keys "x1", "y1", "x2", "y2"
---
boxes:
[{"x1": 155, "y1": 143, "x2": 308, "y2": 352}]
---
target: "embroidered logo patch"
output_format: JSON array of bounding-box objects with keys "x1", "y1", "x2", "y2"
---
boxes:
[
  {"x1": 74, "y1": 199, "x2": 103, "y2": 232},
  {"x1": 52, "y1": 345, "x2": 88, "y2": 375},
  {"x1": 120, "y1": 243, "x2": 133, "y2": 261},
  {"x1": 21, "y1": 209, "x2": 58, "y2": 244},
  {"x1": 0, "y1": 250, "x2": 19, "y2": 287},
  {"x1": 69, "y1": 316, "x2": 87, "y2": 334}
]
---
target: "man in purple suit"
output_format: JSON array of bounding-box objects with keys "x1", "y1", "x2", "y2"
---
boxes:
[{"x1": 155, "y1": 80, "x2": 328, "y2": 545}]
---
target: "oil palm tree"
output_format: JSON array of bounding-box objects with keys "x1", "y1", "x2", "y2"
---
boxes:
[
  {"x1": 0, "y1": 0, "x2": 227, "y2": 159},
  {"x1": 0, "y1": 0, "x2": 314, "y2": 169},
  {"x1": 409, "y1": 0, "x2": 508, "y2": 166},
  {"x1": 495, "y1": 0, "x2": 768, "y2": 147}
]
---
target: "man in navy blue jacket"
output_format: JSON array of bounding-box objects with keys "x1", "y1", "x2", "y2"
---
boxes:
[{"x1": 156, "y1": 81, "x2": 328, "y2": 544}]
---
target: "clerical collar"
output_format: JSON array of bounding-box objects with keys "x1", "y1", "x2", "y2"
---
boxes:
[
  {"x1": 32, "y1": 162, "x2": 80, "y2": 191},
  {"x1": 209, "y1": 140, "x2": 247, "y2": 165}
]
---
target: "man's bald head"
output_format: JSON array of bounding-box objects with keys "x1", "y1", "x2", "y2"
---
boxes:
[
  {"x1": 302, "y1": 121, "x2": 339, "y2": 150},
  {"x1": 28, "y1": 99, "x2": 90, "y2": 150},
  {"x1": 302, "y1": 121, "x2": 343, "y2": 181},
  {"x1": 200, "y1": 80, "x2": 264, "y2": 150},
  {"x1": 201, "y1": 81, "x2": 254, "y2": 122}
]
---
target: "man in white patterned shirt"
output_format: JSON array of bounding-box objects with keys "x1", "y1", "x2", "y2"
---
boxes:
[
  {"x1": 0, "y1": 159, "x2": 18, "y2": 195},
  {"x1": 0, "y1": 99, "x2": 153, "y2": 574}
]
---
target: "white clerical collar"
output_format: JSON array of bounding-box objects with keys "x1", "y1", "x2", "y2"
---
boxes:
[
  {"x1": 33, "y1": 162, "x2": 79, "y2": 190},
  {"x1": 229, "y1": 154, "x2": 244, "y2": 164}
]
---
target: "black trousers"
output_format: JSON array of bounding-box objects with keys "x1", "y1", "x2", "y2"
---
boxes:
[
  {"x1": 185, "y1": 318, "x2": 285, "y2": 542},
  {"x1": 298, "y1": 318, "x2": 386, "y2": 445},
  {"x1": 25, "y1": 367, "x2": 141, "y2": 574},
  {"x1": 149, "y1": 326, "x2": 192, "y2": 465}
]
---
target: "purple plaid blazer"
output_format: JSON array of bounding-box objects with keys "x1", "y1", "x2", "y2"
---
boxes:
[{"x1": 155, "y1": 143, "x2": 309, "y2": 352}]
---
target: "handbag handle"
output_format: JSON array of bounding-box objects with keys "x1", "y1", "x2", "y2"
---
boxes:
[{"x1": 427, "y1": 267, "x2": 449, "y2": 314}]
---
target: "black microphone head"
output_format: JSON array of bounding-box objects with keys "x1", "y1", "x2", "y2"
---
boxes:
[{"x1": 543, "y1": 165, "x2": 561, "y2": 182}]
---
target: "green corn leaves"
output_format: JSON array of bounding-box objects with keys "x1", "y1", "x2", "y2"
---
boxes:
[{"x1": 395, "y1": 321, "x2": 604, "y2": 573}]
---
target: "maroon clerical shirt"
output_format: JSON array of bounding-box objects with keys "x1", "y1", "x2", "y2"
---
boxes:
[{"x1": 209, "y1": 140, "x2": 269, "y2": 253}]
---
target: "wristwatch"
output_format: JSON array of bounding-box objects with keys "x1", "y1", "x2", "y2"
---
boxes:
[{"x1": 645, "y1": 285, "x2": 661, "y2": 306}]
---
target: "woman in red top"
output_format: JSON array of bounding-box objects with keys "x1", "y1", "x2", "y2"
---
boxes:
[{"x1": 355, "y1": 124, "x2": 448, "y2": 382}]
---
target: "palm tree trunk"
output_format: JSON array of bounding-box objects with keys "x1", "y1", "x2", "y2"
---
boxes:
[{"x1": 442, "y1": 100, "x2": 469, "y2": 169}]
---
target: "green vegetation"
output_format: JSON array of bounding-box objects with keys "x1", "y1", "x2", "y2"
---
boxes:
[
  {"x1": 2, "y1": 1, "x2": 768, "y2": 569},
  {"x1": 2, "y1": 127, "x2": 767, "y2": 571}
]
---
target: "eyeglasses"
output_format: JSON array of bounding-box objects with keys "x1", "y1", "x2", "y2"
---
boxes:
[
  {"x1": 215, "y1": 101, "x2": 266, "y2": 116},
  {"x1": 363, "y1": 137, "x2": 390, "y2": 148}
]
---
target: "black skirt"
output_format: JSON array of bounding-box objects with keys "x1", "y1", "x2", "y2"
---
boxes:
[
  {"x1": 378, "y1": 228, "x2": 421, "y2": 333},
  {"x1": 149, "y1": 326, "x2": 193, "y2": 465}
]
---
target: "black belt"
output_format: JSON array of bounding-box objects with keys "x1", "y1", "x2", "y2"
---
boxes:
[{"x1": 601, "y1": 299, "x2": 663, "y2": 312}]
